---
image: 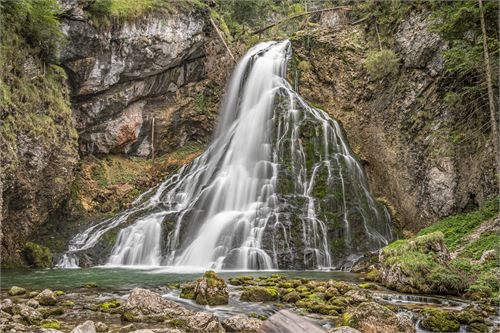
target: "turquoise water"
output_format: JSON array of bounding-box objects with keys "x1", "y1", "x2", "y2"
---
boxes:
[{"x1": 0, "y1": 267, "x2": 360, "y2": 290}]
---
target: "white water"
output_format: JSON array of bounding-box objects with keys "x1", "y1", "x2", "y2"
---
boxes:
[{"x1": 57, "y1": 40, "x2": 393, "y2": 270}]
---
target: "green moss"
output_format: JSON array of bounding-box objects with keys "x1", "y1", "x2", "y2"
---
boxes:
[
  {"x1": 421, "y1": 308, "x2": 460, "y2": 332},
  {"x1": 54, "y1": 290, "x2": 65, "y2": 296},
  {"x1": 22, "y1": 242, "x2": 53, "y2": 268},
  {"x1": 363, "y1": 49, "x2": 400, "y2": 80},
  {"x1": 168, "y1": 318, "x2": 187, "y2": 327},
  {"x1": 99, "y1": 299, "x2": 121, "y2": 311},
  {"x1": 460, "y1": 233, "x2": 499, "y2": 260},
  {"x1": 418, "y1": 198, "x2": 498, "y2": 251},
  {"x1": 240, "y1": 286, "x2": 278, "y2": 302},
  {"x1": 41, "y1": 320, "x2": 60, "y2": 330}
]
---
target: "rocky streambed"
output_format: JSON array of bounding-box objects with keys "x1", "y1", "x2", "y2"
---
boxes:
[{"x1": 0, "y1": 270, "x2": 497, "y2": 333}]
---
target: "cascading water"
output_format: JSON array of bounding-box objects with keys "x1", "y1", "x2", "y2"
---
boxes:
[{"x1": 57, "y1": 40, "x2": 394, "y2": 270}]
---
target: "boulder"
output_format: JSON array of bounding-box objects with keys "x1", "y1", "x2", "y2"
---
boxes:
[
  {"x1": 27, "y1": 299, "x2": 40, "y2": 308},
  {"x1": 194, "y1": 271, "x2": 229, "y2": 306},
  {"x1": 262, "y1": 310, "x2": 327, "y2": 333},
  {"x1": 16, "y1": 304, "x2": 43, "y2": 325},
  {"x1": 344, "y1": 302, "x2": 415, "y2": 333},
  {"x1": 421, "y1": 309, "x2": 460, "y2": 332},
  {"x1": 1, "y1": 298, "x2": 14, "y2": 314},
  {"x1": 240, "y1": 287, "x2": 278, "y2": 302},
  {"x1": 186, "y1": 312, "x2": 224, "y2": 333},
  {"x1": 123, "y1": 288, "x2": 190, "y2": 321},
  {"x1": 36, "y1": 289, "x2": 57, "y2": 306},
  {"x1": 8, "y1": 286, "x2": 27, "y2": 296},
  {"x1": 282, "y1": 291, "x2": 301, "y2": 303},
  {"x1": 180, "y1": 281, "x2": 196, "y2": 299},
  {"x1": 71, "y1": 320, "x2": 97, "y2": 333},
  {"x1": 344, "y1": 289, "x2": 371, "y2": 304},
  {"x1": 95, "y1": 321, "x2": 108, "y2": 332},
  {"x1": 22, "y1": 242, "x2": 53, "y2": 268},
  {"x1": 222, "y1": 314, "x2": 263, "y2": 332},
  {"x1": 123, "y1": 288, "x2": 224, "y2": 332}
]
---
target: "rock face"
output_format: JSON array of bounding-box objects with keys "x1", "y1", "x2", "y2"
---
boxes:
[
  {"x1": 123, "y1": 288, "x2": 224, "y2": 333},
  {"x1": 345, "y1": 302, "x2": 416, "y2": 333},
  {"x1": 59, "y1": 2, "x2": 224, "y2": 157},
  {"x1": 292, "y1": 10, "x2": 497, "y2": 232}
]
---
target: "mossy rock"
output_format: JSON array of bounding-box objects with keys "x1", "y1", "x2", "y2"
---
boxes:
[
  {"x1": 240, "y1": 286, "x2": 278, "y2": 302},
  {"x1": 39, "y1": 307, "x2": 64, "y2": 318},
  {"x1": 40, "y1": 319, "x2": 60, "y2": 329},
  {"x1": 180, "y1": 282, "x2": 196, "y2": 300},
  {"x1": 421, "y1": 308, "x2": 460, "y2": 332},
  {"x1": 99, "y1": 299, "x2": 121, "y2": 311},
  {"x1": 468, "y1": 322, "x2": 488, "y2": 333},
  {"x1": 22, "y1": 242, "x2": 52, "y2": 268},
  {"x1": 8, "y1": 286, "x2": 27, "y2": 296},
  {"x1": 283, "y1": 291, "x2": 301, "y2": 303}
]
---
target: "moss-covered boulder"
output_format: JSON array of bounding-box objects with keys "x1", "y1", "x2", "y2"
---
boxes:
[
  {"x1": 36, "y1": 289, "x2": 57, "y2": 306},
  {"x1": 378, "y1": 232, "x2": 466, "y2": 295},
  {"x1": 193, "y1": 271, "x2": 229, "y2": 306},
  {"x1": 420, "y1": 308, "x2": 460, "y2": 332},
  {"x1": 343, "y1": 302, "x2": 415, "y2": 333},
  {"x1": 240, "y1": 286, "x2": 278, "y2": 302},
  {"x1": 8, "y1": 286, "x2": 26, "y2": 296},
  {"x1": 180, "y1": 282, "x2": 196, "y2": 299},
  {"x1": 22, "y1": 242, "x2": 53, "y2": 268},
  {"x1": 282, "y1": 291, "x2": 301, "y2": 303}
]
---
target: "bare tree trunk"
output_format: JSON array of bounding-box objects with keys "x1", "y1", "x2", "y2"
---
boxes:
[{"x1": 478, "y1": 0, "x2": 500, "y2": 175}]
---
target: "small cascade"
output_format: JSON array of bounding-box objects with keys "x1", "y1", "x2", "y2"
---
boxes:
[{"x1": 57, "y1": 40, "x2": 394, "y2": 270}]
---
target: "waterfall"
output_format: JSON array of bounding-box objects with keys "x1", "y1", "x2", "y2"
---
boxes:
[{"x1": 57, "y1": 40, "x2": 394, "y2": 270}]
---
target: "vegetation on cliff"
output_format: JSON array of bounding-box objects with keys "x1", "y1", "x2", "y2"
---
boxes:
[{"x1": 375, "y1": 198, "x2": 499, "y2": 300}]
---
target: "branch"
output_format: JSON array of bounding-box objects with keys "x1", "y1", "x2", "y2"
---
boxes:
[
  {"x1": 210, "y1": 17, "x2": 235, "y2": 62},
  {"x1": 251, "y1": 6, "x2": 351, "y2": 36}
]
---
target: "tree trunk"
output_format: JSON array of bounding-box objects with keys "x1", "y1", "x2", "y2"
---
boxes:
[{"x1": 478, "y1": 0, "x2": 500, "y2": 178}]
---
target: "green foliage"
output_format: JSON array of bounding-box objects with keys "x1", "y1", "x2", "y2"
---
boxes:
[
  {"x1": 430, "y1": 1, "x2": 499, "y2": 131},
  {"x1": 460, "y1": 232, "x2": 499, "y2": 260},
  {"x1": 22, "y1": 242, "x2": 53, "y2": 268},
  {"x1": 363, "y1": 49, "x2": 400, "y2": 80},
  {"x1": 0, "y1": 0, "x2": 62, "y2": 60},
  {"x1": 417, "y1": 198, "x2": 498, "y2": 251}
]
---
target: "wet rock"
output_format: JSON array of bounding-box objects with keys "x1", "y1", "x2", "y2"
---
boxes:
[
  {"x1": 283, "y1": 291, "x2": 301, "y2": 303},
  {"x1": 193, "y1": 271, "x2": 229, "y2": 306},
  {"x1": 186, "y1": 312, "x2": 224, "y2": 333},
  {"x1": 38, "y1": 328, "x2": 65, "y2": 333},
  {"x1": 9, "y1": 286, "x2": 27, "y2": 296},
  {"x1": 71, "y1": 320, "x2": 97, "y2": 333},
  {"x1": 39, "y1": 307, "x2": 65, "y2": 317},
  {"x1": 421, "y1": 308, "x2": 460, "y2": 332},
  {"x1": 240, "y1": 286, "x2": 278, "y2": 302},
  {"x1": 1, "y1": 298, "x2": 14, "y2": 314},
  {"x1": 344, "y1": 289, "x2": 371, "y2": 304},
  {"x1": 29, "y1": 291, "x2": 40, "y2": 298},
  {"x1": 328, "y1": 327, "x2": 362, "y2": 333},
  {"x1": 123, "y1": 288, "x2": 190, "y2": 322},
  {"x1": 36, "y1": 289, "x2": 57, "y2": 306},
  {"x1": 27, "y1": 299, "x2": 40, "y2": 308},
  {"x1": 16, "y1": 304, "x2": 43, "y2": 325},
  {"x1": 40, "y1": 319, "x2": 61, "y2": 330},
  {"x1": 344, "y1": 302, "x2": 415, "y2": 333},
  {"x1": 179, "y1": 281, "x2": 196, "y2": 299},
  {"x1": 95, "y1": 321, "x2": 108, "y2": 332},
  {"x1": 222, "y1": 314, "x2": 263, "y2": 332}
]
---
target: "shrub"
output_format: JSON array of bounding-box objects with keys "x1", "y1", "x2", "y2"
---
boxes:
[{"x1": 363, "y1": 49, "x2": 400, "y2": 80}]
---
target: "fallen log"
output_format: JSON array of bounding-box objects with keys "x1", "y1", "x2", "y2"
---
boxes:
[
  {"x1": 262, "y1": 309, "x2": 328, "y2": 333},
  {"x1": 251, "y1": 6, "x2": 351, "y2": 36}
]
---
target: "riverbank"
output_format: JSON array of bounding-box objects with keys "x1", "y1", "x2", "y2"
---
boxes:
[{"x1": 1, "y1": 270, "x2": 497, "y2": 333}]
